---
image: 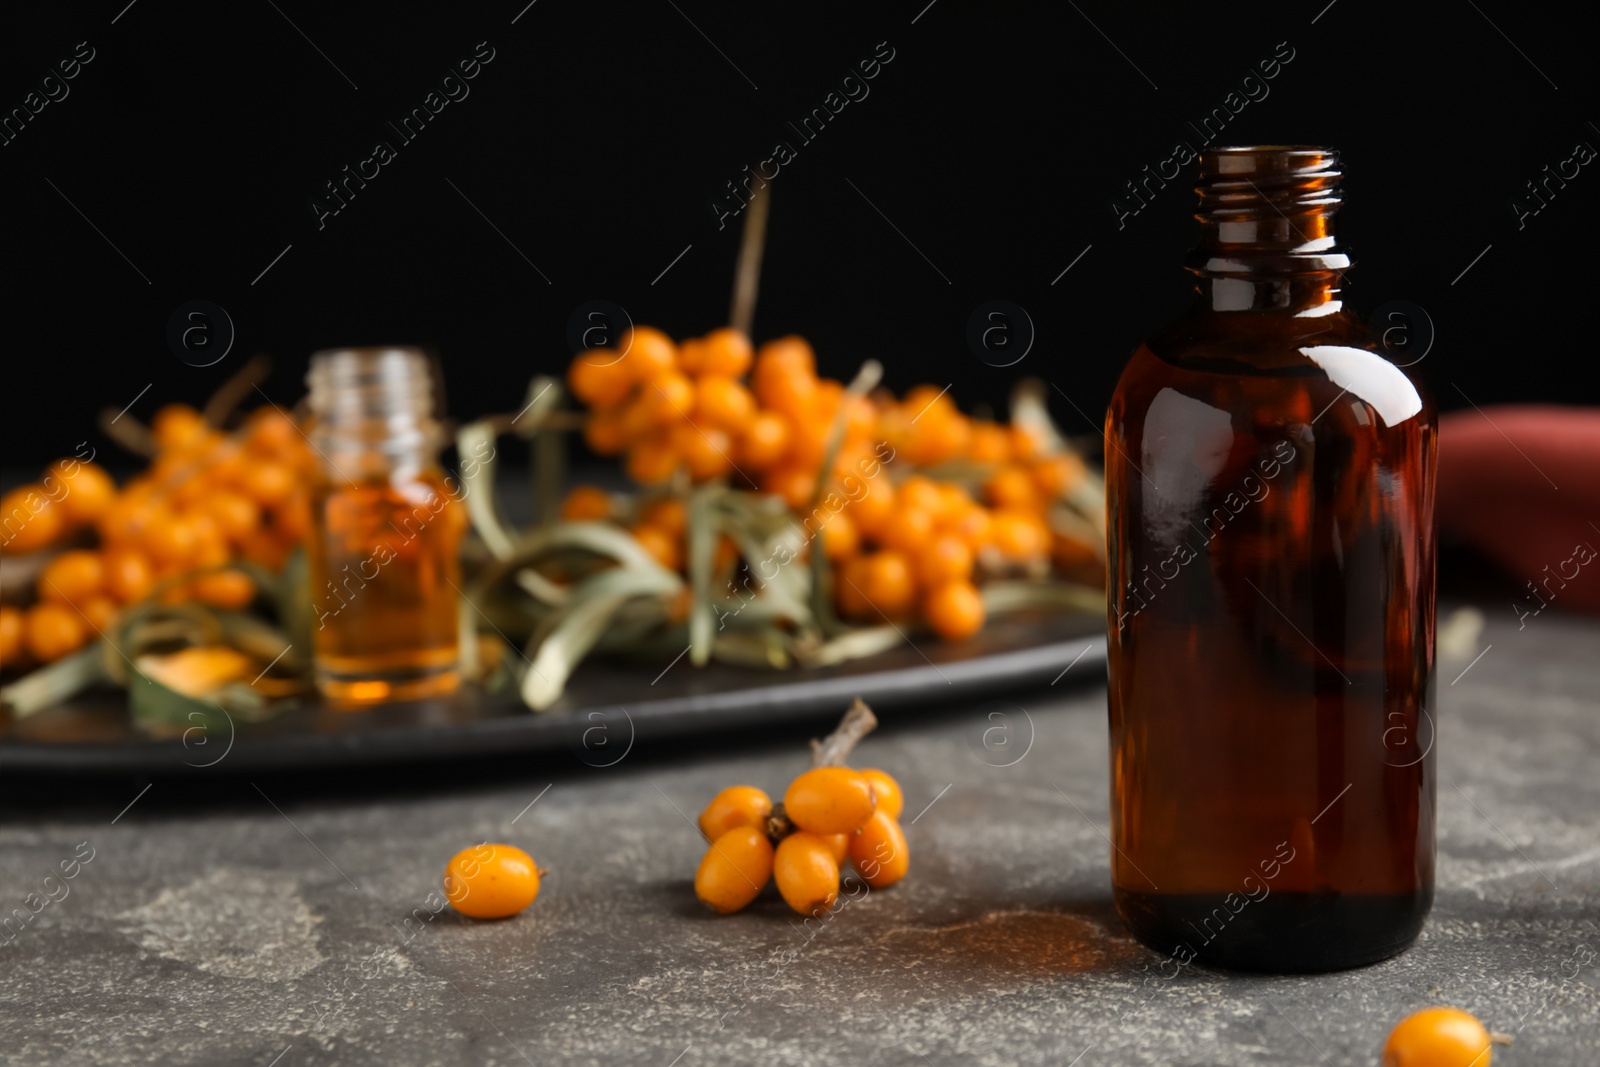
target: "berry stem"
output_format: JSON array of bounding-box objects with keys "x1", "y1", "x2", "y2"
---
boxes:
[{"x1": 810, "y1": 697, "x2": 878, "y2": 768}]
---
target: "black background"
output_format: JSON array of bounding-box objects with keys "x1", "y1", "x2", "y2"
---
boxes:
[{"x1": 3, "y1": 0, "x2": 1595, "y2": 471}]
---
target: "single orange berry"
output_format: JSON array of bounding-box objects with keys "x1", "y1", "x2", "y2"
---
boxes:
[
  {"x1": 39, "y1": 550, "x2": 105, "y2": 606},
  {"x1": 619, "y1": 326, "x2": 678, "y2": 382},
  {"x1": 695, "y1": 826, "x2": 774, "y2": 915},
  {"x1": 643, "y1": 371, "x2": 695, "y2": 424},
  {"x1": 151, "y1": 404, "x2": 209, "y2": 452},
  {"x1": 849, "y1": 810, "x2": 909, "y2": 889},
  {"x1": 762, "y1": 465, "x2": 817, "y2": 511},
  {"x1": 24, "y1": 602, "x2": 89, "y2": 661},
  {"x1": 1383, "y1": 1007, "x2": 1493, "y2": 1067},
  {"x1": 671, "y1": 422, "x2": 735, "y2": 482},
  {"x1": 626, "y1": 434, "x2": 680, "y2": 485},
  {"x1": 859, "y1": 551, "x2": 916, "y2": 616},
  {"x1": 444, "y1": 843, "x2": 541, "y2": 920},
  {"x1": 697, "y1": 328, "x2": 754, "y2": 377},
  {"x1": 985, "y1": 466, "x2": 1039, "y2": 511},
  {"x1": 1032, "y1": 453, "x2": 1087, "y2": 498},
  {"x1": 697, "y1": 785, "x2": 773, "y2": 841},
  {"x1": 860, "y1": 769, "x2": 904, "y2": 820},
  {"x1": 693, "y1": 375, "x2": 756, "y2": 429},
  {"x1": 834, "y1": 555, "x2": 874, "y2": 619},
  {"x1": 632, "y1": 524, "x2": 684, "y2": 572},
  {"x1": 80, "y1": 595, "x2": 118, "y2": 632},
  {"x1": 0, "y1": 487, "x2": 64, "y2": 553},
  {"x1": 205, "y1": 490, "x2": 262, "y2": 546},
  {"x1": 989, "y1": 509, "x2": 1050, "y2": 561},
  {"x1": 245, "y1": 407, "x2": 300, "y2": 455},
  {"x1": 584, "y1": 407, "x2": 629, "y2": 456},
  {"x1": 916, "y1": 534, "x2": 974, "y2": 588},
  {"x1": 785, "y1": 767, "x2": 877, "y2": 834},
  {"x1": 821, "y1": 833, "x2": 850, "y2": 864},
  {"x1": 924, "y1": 579, "x2": 985, "y2": 640},
  {"x1": 879, "y1": 507, "x2": 935, "y2": 556},
  {"x1": 897, "y1": 475, "x2": 945, "y2": 517},
  {"x1": 0, "y1": 605, "x2": 25, "y2": 669},
  {"x1": 738, "y1": 412, "x2": 791, "y2": 471},
  {"x1": 945, "y1": 503, "x2": 993, "y2": 551},
  {"x1": 239, "y1": 462, "x2": 296, "y2": 508},
  {"x1": 819, "y1": 509, "x2": 859, "y2": 562},
  {"x1": 103, "y1": 547, "x2": 156, "y2": 605},
  {"x1": 143, "y1": 512, "x2": 199, "y2": 567},
  {"x1": 756, "y1": 335, "x2": 816, "y2": 376},
  {"x1": 567, "y1": 350, "x2": 634, "y2": 409},
  {"x1": 561, "y1": 485, "x2": 612, "y2": 522},
  {"x1": 773, "y1": 831, "x2": 841, "y2": 917},
  {"x1": 639, "y1": 497, "x2": 687, "y2": 537},
  {"x1": 966, "y1": 420, "x2": 1013, "y2": 463},
  {"x1": 848, "y1": 476, "x2": 896, "y2": 540},
  {"x1": 192, "y1": 569, "x2": 257, "y2": 610},
  {"x1": 49, "y1": 460, "x2": 117, "y2": 526}
]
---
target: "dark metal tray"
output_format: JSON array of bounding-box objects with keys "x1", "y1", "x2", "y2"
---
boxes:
[{"x1": 0, "y1": 614, "x2": 1105, "y2": 775}]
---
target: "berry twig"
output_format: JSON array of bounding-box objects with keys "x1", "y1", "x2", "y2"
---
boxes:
[{"x1": 811, "y1": 696, "x2": 878, "y2": 768}]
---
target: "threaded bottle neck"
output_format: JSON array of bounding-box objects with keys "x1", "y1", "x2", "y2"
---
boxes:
[
  {"x1": 1188, "y1": 146, "x2": 1350, "y2": 311},
  {"x1": 306, "y1": 347, "x2": 441, "y2": 476}
]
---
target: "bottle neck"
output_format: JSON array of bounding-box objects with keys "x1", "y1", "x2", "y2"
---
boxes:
[
  {"x1": 1187, "y1": 146, "x2": 1350, "y2": 315},
  {"x1": 307, "y1": 347, "x2": 441, "y2": 481}
]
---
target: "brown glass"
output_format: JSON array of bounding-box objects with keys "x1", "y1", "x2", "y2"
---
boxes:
[{"x1": 1103, "y1": 147, "x2": 1436, "y2": 972}]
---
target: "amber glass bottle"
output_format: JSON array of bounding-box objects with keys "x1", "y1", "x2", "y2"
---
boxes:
[
  {"x1": 1103, "y1": 147, "x2": 1436, "y2": 971},
  {"x1": 305, "y1": 347, "x2": 466, "y2": 705}
]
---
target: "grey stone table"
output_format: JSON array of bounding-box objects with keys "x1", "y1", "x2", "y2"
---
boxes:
[{"x1": 2, "y1": 606, "x2": 1597, "y2": 1067}]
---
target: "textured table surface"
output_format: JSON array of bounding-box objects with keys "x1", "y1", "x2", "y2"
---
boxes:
[{"x1": 2, "y1": 606, "x2": 1597, "y2": 1066}]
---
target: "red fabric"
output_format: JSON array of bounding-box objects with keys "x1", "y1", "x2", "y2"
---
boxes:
[{"x1": 1437, "y1": 406, "x2": 1600, "y2": 612}]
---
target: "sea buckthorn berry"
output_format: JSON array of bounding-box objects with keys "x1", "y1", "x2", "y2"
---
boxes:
[
  {"x1": 1032, "y1": 453, "x2": 1087, "y2": 498},
  {"x1": 696, "y1": 826, "x2": 774, "y2": 915},
  {"x1": 762, "y1": 465, "x2": 817, "y2": 511},
  {"x1": 192, "y1": 569, "x2": 256, "y2": 610},
  {"x1": 945, "y1": 504, "x2": 993, "y2": 551},
  {"x1": 694, "y1": 375, "x2": 756, "y2": 430},
  {"x1": 898, "y1": 476, "x2": 945, "y2": 517},
  {"x1": 860, "y1": 769, "x2": 904, "y2": 820},
  {"x1": 753, "y1": 361, "x2": 818, "y2": 420},
  {"x1": 985, "y1": 466, "x2": 1039, "y2": 511},
  {"x1": 639, "y1": 497, "x2": 687, "y2": 537},
  {"x1": 240, "y1": 462, "x2": 296, "y2": 508},
  {"x1": 785, "y1": 767, "x2": 877, "y2": 834},
  {"x1": 924, "y1": 579, "x2": 985, "y2": 641},
  {"x1": 151, "y1": 404, "x2": 209, "y2": 452},
  {"x1": 821, "y1": 833, "x2": 850, "y2": 864},
  {"x1": 631, "y1": 524, "x2": 684, "y2": 572},
  {"x1": 1382, "y1": 1007, "x2": 1492, "y2": 1067},
  {"x1": 849, "y1": 810, "x2": 909, "y2": 889},
  {"x1": 619, "y1": 326, "x2": 678, "y2": 382},
  {"x1": 645, "y1": 371, "x2": 695, "y2": 424},
  {"x1": 966, "y1": 420, "x2": 1012, "y2": 463},
  {"x1": 626, "y1": 434, "x2": 679, "y2": 485},
  {"x1": 820, "y1": 509, "x2": 859, "y2": 562},
  {"x1": 81, "y1": 596, "x2": 117, "y2": 632},
  {"x1": 206, "y1": 490, "x2": 262, "y2": 546},
  {"x1": 848, "y1": 476, "x2": 896, "y2": 540},
  {"x1": 698, "y1": 785, "x2": 773, "y2": 841},
  {"x1": 103, "y1": 547, "x2": 156, "y2": 604},
  {"x1": 0, "y1": 605, "x2": 24, "y2": 668},
  {"x1": 561, "y1": 485, "x2": 612, "y2": 522},
  {"x1": 584, "y1": 408, "x2": 629, "y2": 456},
  {"x1": 859, "y1": 551, "x2": 915, "y2": 616},
  {"x1": 24, "y1": 602, "x2": 88, "y2": 661},
  {"x1": 39, "y1": 551, "x2": 105, "y2": 607},
  {"x1": 756, "y1": 335, "x2": 817, "y2": 377},
  {"x1": 739, "y1": 412, "x2": 791, "y2": 471},
  {"x1": 50, "y1": 460, "x2": 117, "y2": 526},
  {"x1": 671, "y1": 422, "x2": 735, "y2": 482},
  {"x1": 698, "y1": 328, "x2": 754, "y2": 377},
  {"x1": 989, "y1": 510, "x2": 1049, "y2": 561},
  {"x1": 567, "y1": 351, "x2": 634, "y2": 409},
  {"x1": 915, "y1": 534, "x2": 973, "y2": 588},
  {"x1": 144, "y1": 512, "x2": 199, "y2": 567},
  {"x1": 878, "y1": 506, "x2": 934, "y2": 556},
  {"x1": 444, "y1": 843, "x2": 541, "y2": 920},
  {"x1": 773, "y1": 831, "x2": 841, "y2": 917},
  {"x1": 835, "y1": 556, "x2": 874, "y2": 619},
  {"x1": 245, "y1": 408, "x2": 299, "y2": 455},
  {"x1": 0, "y1": 487, "x2": 63, "y2": 553}
]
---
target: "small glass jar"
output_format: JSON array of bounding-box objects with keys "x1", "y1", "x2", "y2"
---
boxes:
[{"x1": 304, "y1": 347, "x2": 466, "y2": 705}]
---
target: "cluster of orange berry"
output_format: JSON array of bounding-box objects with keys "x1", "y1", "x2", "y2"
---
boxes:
[
  {"x1": 0, "y1": 404, "x2": 312, "y2": 672},
  {"x1": 563, "y1": 327, "x2": 1099, "y2": 642},
  {"x1": 695, "y1": 764, "x2": 908, "y2": 916}
]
